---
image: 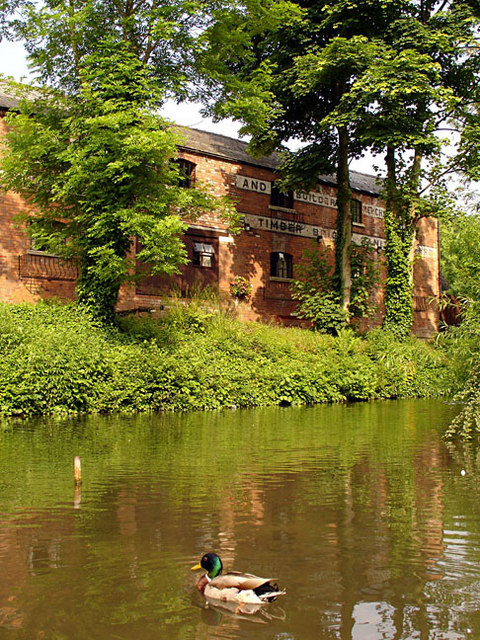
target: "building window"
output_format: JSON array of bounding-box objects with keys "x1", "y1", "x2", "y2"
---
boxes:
[
  {"x1": 176, "y1": 159, "x2": 196, "y2": 188},
  {"x1": 351, "y1": 199, "x2": 362, "y2": 225},
  {"x1": 270, "y1": 252, "x2": 293, "y2": 279},
  {"x1": 193, "y1": 242, "x2": 215, "y2": 268},
  {"x1": 28, "y1": 220, "x2": 66, "y2": 254},
  {"x1": 271, "y1": 183, "x2": 294, "y2": 209}
]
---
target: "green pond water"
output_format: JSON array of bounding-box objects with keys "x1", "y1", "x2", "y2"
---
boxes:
[{"x1": 0, "y1": 399, "x2": 479, "y2": 640}]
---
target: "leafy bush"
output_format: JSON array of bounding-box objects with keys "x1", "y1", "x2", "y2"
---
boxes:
[
  {"x1": 0, "y1": 301, "x2": 449, "y2": 417},
  {"x1": 291, "y1": 240, "x2": 380, "y2": 333},
  {"x1": 366, "y1": 328, "x2": 450, "y2": 398},
  {"x1": 440, "y1": 301, "x2": 480, "y2": 439},
  {"x1": 350, "y1": 240, "x2": 381, "y2": 319},
  {"x1": 292, "y1": 289, "x2": 349, "y2": 335}
]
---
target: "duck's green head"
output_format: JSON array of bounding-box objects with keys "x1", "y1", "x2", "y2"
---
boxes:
[{"x1": 191, "y1": 552, "x2": 223, "y2": 579}]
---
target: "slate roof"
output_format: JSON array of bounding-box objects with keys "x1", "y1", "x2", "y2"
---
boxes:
[
  {"x1": 177, "y1": 125, "x2": 282, "y2": 170},
  {"x1": 323, "y1": 170, "x2": 383, "y2": 197},
  {"x1": 0, "y1": 83, "x2": 22, "y2": 110},
  {"x1": 0, "y1": 88, "x2": 382, "y2": 196}
]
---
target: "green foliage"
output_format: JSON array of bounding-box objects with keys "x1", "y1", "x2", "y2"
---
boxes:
[
  {"x1": 1, "y1": 48, "x2": 230, "y2": 322},
  {"x1": 0, "y1": 1, "x2": 236, "y2": 323},
  {"x1": 291, "y1": 244, "x2": 347, "y2": 334},
  {"x1": 293, "y1": 244, "x2": 334, "y2": 292},
  {"x1": 440, "y1": 299, "x2": 480, "y2": 439},
  {"x1": 382, "y1": 208, "x2": 414, "y2": 340},
  {"x1": 200, "y1": 0, "x2": 480, "y2": 337},
  {"x1": 335, "y1": 3, "x2": 480, "y2": 334},
  {"x1": 8, "y1": 0, "x2": 208, "y2": 94},
  {"x1": 0, "y1": 302, "x2": 449, "y2": 417},
  {"x1": 293, "y1": 289, "x2": 349, "y2": 335},
  {"x1": 350, "y1": 239, "x2": 381, "y2": 319},
  {"x1": 292, "y1": 241, "x2": 380, "y2": 333},
  {"x1": 436, "y1": 207, "x2": 480, "y2": 439},
  {"x1": 440, "y1": 211, "x2": 480, "y2": 301},
  {"x1": 366, "y1": 328, "x2": 450, "y2": 399},
  {"x1": 444, "y1": 364, "x2": 480, "y2": 441}
]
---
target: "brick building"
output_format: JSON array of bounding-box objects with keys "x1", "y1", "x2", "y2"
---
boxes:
[{"x1": 0, "y1": 92, "x2": 440, "y2": 337}]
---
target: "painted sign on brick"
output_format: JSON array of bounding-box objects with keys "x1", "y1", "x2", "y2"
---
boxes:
[
  {"x1": 293, "y1": 190, "x2": 337, "y2": 209},
  {"x1": 236, "y1": 174, "x2": 385, "y2": 218},
  {"x1": 243, "y1": 213, "x2": 322, "y2": 239},
  {"x1": 235, "y1": 175, "x2": 271, "y2": 194},
  {"x1": 242, "y1": 213, "x2": 386, "y2": 248},
  {"x1": 294, "y1": 190, "x2": 385, "y2": 218}
]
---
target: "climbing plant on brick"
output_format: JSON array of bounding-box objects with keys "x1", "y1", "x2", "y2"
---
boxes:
[{"x1": 0, "y1": 0, "x2": 234, "y2": 323}]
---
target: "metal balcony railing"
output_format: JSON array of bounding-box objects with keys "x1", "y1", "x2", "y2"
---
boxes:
[{"x1": 18, "y1": 252, "x2": 78, "y2": 281}]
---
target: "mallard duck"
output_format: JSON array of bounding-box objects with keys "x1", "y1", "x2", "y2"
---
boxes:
[{"x1": 191, "y1": 552, "x2": 285, "y2": 607}]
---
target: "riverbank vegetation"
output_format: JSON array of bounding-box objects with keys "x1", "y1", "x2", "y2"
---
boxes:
[
  {"x1": 439, "y1": 212, "x2": 480, "y2": 440},
  {"x1": 442, "y1": 309, "x2": 480, "y2": 440},
  {"x1": 0, "y1": 301, "x2": 452, "y2": 417}
]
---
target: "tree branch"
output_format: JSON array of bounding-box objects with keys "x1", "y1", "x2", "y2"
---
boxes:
[
  {"x1": 418, "y1": 146, "x2": 472, "y2": 196},
  {"x1": 143, "y1": 0, "x2": 159, "y2": 64},
  {"x1": 433, "y1": 0, "x2": 450, "y2": 16},
  {"x1": 68, "y1": 0, "x2": 82, "y2": 80}
]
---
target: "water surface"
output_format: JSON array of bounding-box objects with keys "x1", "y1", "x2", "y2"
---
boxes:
[{"x1": 0, "y1": 400, "x2": 479, "y2": 639}]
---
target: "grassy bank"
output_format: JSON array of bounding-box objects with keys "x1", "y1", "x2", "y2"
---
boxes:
[{"x1": 0, "y1": 301, "x2": 452, "y2": 417}]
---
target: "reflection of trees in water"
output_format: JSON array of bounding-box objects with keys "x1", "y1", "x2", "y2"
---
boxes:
[
  {"x1": 0, "y1": 401, "x2": 478, "y2": 638},
  {"x1": 311, "y1": 436, "x2": 469, "y2": 639}
]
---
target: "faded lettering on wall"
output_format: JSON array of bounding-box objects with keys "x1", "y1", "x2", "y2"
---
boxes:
[{"x1": 235, "y1": 174, "x2": 385, "y2": 218}]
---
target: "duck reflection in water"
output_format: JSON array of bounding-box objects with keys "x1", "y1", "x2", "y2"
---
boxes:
[{"x1": 199, "y1": 596, "x2": 286, "y2": 626}]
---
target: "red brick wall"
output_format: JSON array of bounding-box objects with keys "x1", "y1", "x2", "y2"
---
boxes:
[
  {"x1": 128, "y1": 148, "x2": 439, "y2": 335},
  {"x1": 413, "y1": 216, "x2": 440, "y2": 338},
  {"x1": 0, "y1": 114, "x2": 440, "y2": 336},
  {"x1": 0, "y1": 114, "x2": 77, "y2": 304}
]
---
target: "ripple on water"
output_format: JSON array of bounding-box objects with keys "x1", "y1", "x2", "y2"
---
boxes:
[{"x1": 0, "y1": 401, "x2": 478, "y2": 640}]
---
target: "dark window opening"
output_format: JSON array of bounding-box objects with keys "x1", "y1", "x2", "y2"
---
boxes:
[
  {"x1": 193, "y1": 242, "x2": 215, "y2": 268},
  {"x1": 271, "y1": 183, "x2": 294, "y2": 209},
  {"x1": 176, "y1": 159, "x2": 196, "y2": 188},
  {"x1": 270, "y1": 252, "x2": 293, "y2": 279},
  {"x1": 29, "y1": 220, "x2": 66, "y2": 254},
  {"x1": 351, "y1": 199, "x2": 362, "y2": 224}
]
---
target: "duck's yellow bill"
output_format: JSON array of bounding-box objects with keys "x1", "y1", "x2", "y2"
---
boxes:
[{"x1": 191, "y1": 563, "x2": 202, "y2": 571}]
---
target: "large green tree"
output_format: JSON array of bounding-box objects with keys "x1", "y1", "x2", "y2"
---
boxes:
[
  {"x1": 324, "y1": 1, "x2": 480, "y2": 337},
  {"x1": 199, "y1": 0, "x2": 480, "y2": 337},
  {"x1": 0, "y1": 1, "x2": 231, "y2": 322},
  {"x1": 5, "y1": 0, "x2": 208, "y2": 92},
  {"x1": 198, "y1": 0, "x2": 403, "y2": 311}
]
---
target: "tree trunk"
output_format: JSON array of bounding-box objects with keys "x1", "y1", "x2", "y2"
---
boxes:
[
  {"x1": 76, "y1": 260, "x2": 122, "y2": 324},
  {"x1": 382, "y1": 145, "x2": 417, "y2": 339},
  {"x1": 382, "y1": 209, "x2": 414, "y2": 339},
  {"x1": 334, "y1": 125, "x2": 352, "y2": 311}
]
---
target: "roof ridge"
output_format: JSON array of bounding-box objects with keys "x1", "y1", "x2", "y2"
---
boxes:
[{"x1": 176, "y1": 124, "x2": 251, "y2": 146}]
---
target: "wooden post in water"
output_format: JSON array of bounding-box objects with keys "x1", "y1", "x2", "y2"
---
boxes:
[
  {"x1": 74, "y1": 456, "x2": 82, "y2": 509},
  {"x1": 74, "y1": 456, "x2": 82, "y2": 485}
]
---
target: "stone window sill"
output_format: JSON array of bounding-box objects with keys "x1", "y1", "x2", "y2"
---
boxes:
[
  {"x1": 27, "y1": 249, "x2": 61, "y2": 258},
  {"x1": 269, "y1": 205, "x2": 297, "y2": 214}
]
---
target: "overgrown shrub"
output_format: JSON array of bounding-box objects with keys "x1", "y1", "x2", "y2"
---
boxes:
[
  {"x1": 440, "y1": 301, "x2": 480, "y2": 439},
  {"x1": 292, "y1": 289, "x2": 348, "y2": 335},
  {"x1": 365, "y1": 328, "x2": 450, "y2": 398},
  {"x1": 0, "y1": 301, "x2": 449, "y2": 417},
  {"x1": 291, "y1": 240, "x2": 380, "y2": 334}
]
